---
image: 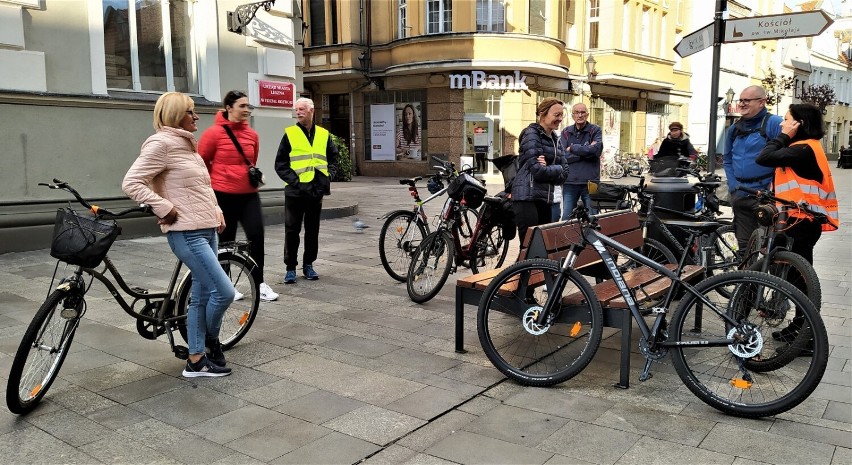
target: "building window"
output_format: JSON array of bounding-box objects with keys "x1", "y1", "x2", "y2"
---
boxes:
[
  {"x1": 309, "y1": 0, "x2": 327, "y2": 45},
  {"x1": 529, "y1": 0, "x2": 546, "y2": 35},
  {"x1": 102, "y1": 0, "x2": 198, "y2": 93},
  {"x1": 426, "y1": 0, "x2": 452, "y2": 34},
  {"x1": 477, "y1": 0, "x2": 505, "y2": 32},
  {"x1": 588, "y1": 0, "x2": 600, "y2": 49},
  {"x1": 399, "y1": 0, "x2": 409, "y2": 38}
]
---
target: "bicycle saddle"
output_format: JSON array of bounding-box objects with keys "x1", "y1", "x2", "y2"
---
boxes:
[
  {"x1": 695, "y1": 181, "x2": 722, "y2": 190},
  {"x1": 399, "y1": 176, "x2": 423, "y2": 186}
]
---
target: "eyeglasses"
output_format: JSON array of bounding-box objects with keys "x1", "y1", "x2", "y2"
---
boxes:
[
  {"x1": 736, "y1": 98, "x2": 764, "y2": 105},
  {"x1": 573, "y1": 111, "x2": 588, "y2": 115}
]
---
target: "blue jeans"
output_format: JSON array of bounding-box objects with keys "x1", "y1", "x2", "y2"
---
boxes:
[
  {"x1": 561, "y1": 184, "x2": 596, "y2": 220},
  {"x1": 167, "y1": 229, "x2": 235, "y2": 355}
]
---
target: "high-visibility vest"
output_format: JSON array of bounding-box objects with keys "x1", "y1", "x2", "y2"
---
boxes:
[
  {"x1": 284, "y1": 125, "x2": 330, "y2": 184},
  {"x1": 773, "y1": 139, "x2": 839, "y2": 231}
]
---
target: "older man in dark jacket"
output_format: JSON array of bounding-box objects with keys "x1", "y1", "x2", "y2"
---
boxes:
[{"x1": 558, "y1": 103, "x2": 602, "y2": 219}]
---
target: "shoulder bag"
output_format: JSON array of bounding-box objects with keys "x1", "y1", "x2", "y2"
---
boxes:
[{"x1": 222, "y1": 126, "x2": 265, "y2": 187}]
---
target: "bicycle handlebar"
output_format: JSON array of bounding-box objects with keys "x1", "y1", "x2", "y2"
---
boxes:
[
  {"x1": 736, "y1": 186, "x2": 826, "y2": 222},
  {"x1": 41, "y1": 179, "x2": 153, "y2": 218}
]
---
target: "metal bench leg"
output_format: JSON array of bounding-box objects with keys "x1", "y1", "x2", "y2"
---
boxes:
[
  {"x1": 455, "y1": 286, "x2": 467, "y2": 353},
  {"x1": 614, "y1": 314, "x2": 631, "y2": 389}
]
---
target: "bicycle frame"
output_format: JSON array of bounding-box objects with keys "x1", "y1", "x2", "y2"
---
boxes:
[{"x1": 536, "y1": 222, "x2": 739, "y2": 354}]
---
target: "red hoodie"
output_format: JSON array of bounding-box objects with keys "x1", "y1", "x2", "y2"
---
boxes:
[{"x1": 198, "y1": 111, "x2": 260, "y2": 194}]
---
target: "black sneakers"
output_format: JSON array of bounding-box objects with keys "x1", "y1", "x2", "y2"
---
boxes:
[
  {"x1": 182, "y1": 355, "x2": 231, "y2": 378},
  {"x1": 206, "y1": 337, "x2": 226, "y2": 367}
]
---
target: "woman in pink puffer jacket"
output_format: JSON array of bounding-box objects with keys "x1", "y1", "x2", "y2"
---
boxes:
[{"x1": 122, "y1": 92, "x2": 234, "y2": 378}]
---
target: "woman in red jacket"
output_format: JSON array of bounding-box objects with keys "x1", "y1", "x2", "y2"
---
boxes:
[{"x1": 199, "y1": 90, "x2": 278, "y2": 302}]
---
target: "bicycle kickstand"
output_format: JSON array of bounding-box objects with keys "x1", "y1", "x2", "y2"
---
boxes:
[{"x1": 639, "y1": 358, "x2": 654, "y2": 382}]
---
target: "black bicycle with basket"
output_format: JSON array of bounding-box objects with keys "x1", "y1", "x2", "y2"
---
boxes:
[{"x1": 6, "y1": 180, "x2": 260, "y2": 415}]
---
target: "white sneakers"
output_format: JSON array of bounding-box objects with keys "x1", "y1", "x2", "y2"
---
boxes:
[
  {"x1": 259, "y1": 282, "x2": 279, "y2": 301},
  {"x1": 233, "y1": 290, "x2": 244, "y2": 301}
]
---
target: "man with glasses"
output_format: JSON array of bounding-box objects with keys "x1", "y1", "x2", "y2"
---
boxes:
[
  {"x1": 723, "y1": 85, "x2": 782, "y2": 253},
  {"x1": 559, "y1": 103, "x2": 603, "y2": 220}
]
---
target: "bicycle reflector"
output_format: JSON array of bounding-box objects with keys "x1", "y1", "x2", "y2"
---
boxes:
[{"x1": 755, "y1": 204, "x2": 779, "y2": 227}]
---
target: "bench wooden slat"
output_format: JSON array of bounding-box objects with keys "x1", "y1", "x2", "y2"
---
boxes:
[{"x1": 606, "y1": 264, "x2": 704, "y2": 308}]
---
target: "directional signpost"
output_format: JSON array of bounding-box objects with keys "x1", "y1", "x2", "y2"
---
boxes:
[
  {"x1": 673, "y1": 3, "x2": 835, "y2": 173},
  {"x1": 724, "y1": 10, "x2": 834, "y2": 43},
  {"x1": 674, "y1": 22, "x2": 715, "y2": 58}
]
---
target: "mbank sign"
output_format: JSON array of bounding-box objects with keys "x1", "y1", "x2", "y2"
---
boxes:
[{"x1": 449, "y1": 71, "x2": 528, "y2": 91}]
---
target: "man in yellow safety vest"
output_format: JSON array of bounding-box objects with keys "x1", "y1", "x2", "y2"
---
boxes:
[{"x1": 274, "y1": 97, "x2": 339, "y2": 284}]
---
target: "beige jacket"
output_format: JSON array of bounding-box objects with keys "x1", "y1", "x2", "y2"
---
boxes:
[{"x1": 123, "y1": 127, "x2": 222, "y2": 233}]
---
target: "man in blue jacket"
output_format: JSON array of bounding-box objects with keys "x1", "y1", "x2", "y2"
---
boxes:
[
  {"x1": 723, "y1": 86, "x2": 782, "y2": 253},
  {"x1": 559, "y1": 103, "x2": 603, "y2": 220}
]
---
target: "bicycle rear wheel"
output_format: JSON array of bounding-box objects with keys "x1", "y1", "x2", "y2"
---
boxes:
[
  {"x1": 470, "y1": 226, "x2": 510, "y2": 274},
  {"x1": 477, "y1": 259, "x2": 603, "y2": 386},
  {"x1": 176, "y1": 252, "x2": 259, "y2": 349},
  {"x1": 749, "y1": 250, "x2": 821, "y2": 309},
  {"x1": 379, "y1": 211, "x2": 426, "y2": 282},
  {"x1": 670, "y1": 270, "x2": 828, "y2": 418},
  {"x1": 7, "y1": 289, "x2": 82, "y2": 414},
  {"x1": 407, "y1": 231, "x2": 454, "y2": 303}
]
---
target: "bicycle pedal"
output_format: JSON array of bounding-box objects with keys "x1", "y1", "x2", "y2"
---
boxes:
[{"x1": 173, "y1": 345, "x2": 189, "y2": 360}]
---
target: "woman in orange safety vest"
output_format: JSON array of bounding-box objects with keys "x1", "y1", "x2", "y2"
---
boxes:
[{"x1": 756, "y1": 103, "x2": 839, "y2": 348}]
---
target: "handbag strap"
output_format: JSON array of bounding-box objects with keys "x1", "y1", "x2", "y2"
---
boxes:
[{"x1": 222, "y1": 126, "x2": 254, "y2": 167}]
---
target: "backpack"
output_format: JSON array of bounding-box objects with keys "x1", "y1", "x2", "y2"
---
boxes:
[{"x1": 728, "y1": 114, "x2": 770, "y2": 150}]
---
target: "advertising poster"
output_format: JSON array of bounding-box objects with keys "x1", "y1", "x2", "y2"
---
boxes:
[
  {"x1": 370, "y1": 104, "x2": 396, "y2": 161},
  {"x1": 646, "y1": 113, "x2": 663, "y2": 156},
  {"x1": 394, "y1": 102, "x2": 423, "y2": 160},
  {"x1": 601, "y1": 108, "x2": 621, "y2": 159}
]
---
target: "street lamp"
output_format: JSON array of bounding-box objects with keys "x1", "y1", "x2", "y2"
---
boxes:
[
  {"x1": 725, "y1": 87, "x2": 735, "y2": 113},
  {"x1": 585, "y1": 55, "x2": 597, "y2": 81}
]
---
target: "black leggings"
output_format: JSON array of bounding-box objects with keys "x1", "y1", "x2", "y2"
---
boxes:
[
  {"x1": 512, "y1": 200, "x2": 553, "y2": 246},
  {"x1": 215, "y1": 191, "x2": 266, "y2": 283}
]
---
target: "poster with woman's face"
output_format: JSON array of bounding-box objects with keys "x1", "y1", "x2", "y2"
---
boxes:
[{"x1": 395, "y1": 102, "x2": 423, "y2": 160}]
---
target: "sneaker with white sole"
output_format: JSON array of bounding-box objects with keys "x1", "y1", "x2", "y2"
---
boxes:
[
  {"x1": 259, "y1": 282, "x2": 279, "y2": 301},
  {"x1": 182, "y1": 354, "x2": 231, "y2": 378},
  {"x1": 233, "y1": 290, "x2": 244, "y2": 301}
]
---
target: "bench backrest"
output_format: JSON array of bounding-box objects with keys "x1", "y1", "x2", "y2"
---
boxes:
[{"x1": 519, "y1": 210, "x2": 643, "y2": 271}]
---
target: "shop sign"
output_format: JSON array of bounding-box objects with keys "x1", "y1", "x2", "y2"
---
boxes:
[
  {"x1": 257, "y1": 80, "x2": 294, "y2": 108},
  {"x1": 448, "y1": 71, "x2": 529, "y2": 91}
]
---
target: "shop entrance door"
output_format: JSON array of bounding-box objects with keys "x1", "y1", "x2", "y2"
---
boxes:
[{"x1": 464, "y1": 115, "x2": 494, "y2": 174}]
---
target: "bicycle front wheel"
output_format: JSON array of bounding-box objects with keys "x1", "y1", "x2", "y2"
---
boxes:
[
  {"x1": 7, "y1": 289, "x2": 82, "y2": 414},
  {"x1": 407, "y1": 231, "x2": 454, "y2": 303},
  {"x1": 749, "y1": 250, "x2": 821, "y2": 309},
  {"x1": 379, "y1": 211, "x2": 426, "y2": 282},
  {"x1": 608, "y1": 163, "x2": 625, "y2": 179},
  {"x1": 176, "y1": 252, "x2": 259, "y2": 349},
  {"x1": 477, "y1": 259, "x2": 603, "y2": 386},
  {"x1": 670, "y1": 270, "x2": 828, "y2": 418},
  {"x1": 470, "y1": 226, "x2": 510, "y2": 274}
]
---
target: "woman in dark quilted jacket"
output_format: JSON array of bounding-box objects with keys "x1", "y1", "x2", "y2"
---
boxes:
[{"x1": 511, "y1": 97, "x2": 570, "y2": 244}]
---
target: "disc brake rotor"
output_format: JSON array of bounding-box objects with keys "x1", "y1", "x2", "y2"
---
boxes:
[
  {"x1": 522, "y1": 306, "x2": 550, "y2": 335},
  {"x1": 727, "y1": 324, "x2": 763, "y2": 358}
]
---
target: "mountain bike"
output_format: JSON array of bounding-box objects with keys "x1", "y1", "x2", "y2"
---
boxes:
[
  {"x1": 6, "y1": 180, "x2": 260, "y2": 415},
  {"x1": 476, "y1": 205, "x2": 828, "y2": 418},
  {"x1": 379, "y1": 156, "x2": 480, "y2": 282},
  {"x1": 407, "y1": 175, "x2": 511, "y2": 303}
]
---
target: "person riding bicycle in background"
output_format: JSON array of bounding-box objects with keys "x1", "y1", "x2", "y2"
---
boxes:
[
  {"x1": 756, "y1": 103, "x2": 839, "y2": 349},
  {"x1": 723, "y1": 85, "x2": 783, "y2": 255},
  {"x1": 198, "y1": 90, "x2": 279, "y2": 303},
  {"x1": 558, "y1": 102, "x2": 602, "y2": 220},
  {"x1": 123, "y1": 92, "x2": 233, "y2": 378},
  {"x1": 512, "y1": 97, "x2": 570, "y2": 244}
]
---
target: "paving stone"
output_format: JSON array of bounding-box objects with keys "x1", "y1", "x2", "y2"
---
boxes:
[
  {"x1": 402, "y1": 370, "x2": 485, "y2": 397},
  {"x1": 594, "y1": 403, "x2": 717, "y2": 447},
  {"x1": 323, "y1": 404, "x2": 426, "y2": 445},
  {"x1": 117, "y1": 418, "x2": 235, "y2": 464},
  {"x1": 320, "y1": 334, "x2": 401, "y2": 358},
  {"x1": 833, "y1": 446, "x2": 852, "y2": 465},
  {"x1": 86, "y1": 403, "x2": 152, "y2": 430},
  {"x1": 225, "y1": 414, "x2": 332, "y2": 461},
  {"x1": 98, "y1": 373, "x2": 187, "y2": 405},
  {"x1": 0, "y1": 426, "x2": 100, "y2": 464},
  {"x1": 823, "y1": 401, "x2": 852, "y2": 423},
  {"x1": 56, "y1": 348, "x2": 124, "y2": 375},
  {"x1": 503, "y1": 386, "x2": 614, "y2": 422},
  {"x1": 361, "y1": 444, "x2": 419, "y2": 465},
  {"x1": 237, "y1": 377, "x2": 318, "y2": 408},
  {"x1": 129, "y1": 385, "x2": 246, "y2": 429},
  {"x1": 464, "y1": 404, "x2": 569, "y2": 448},
  {"x1": 403, "y1": 453, "x2": 460, "y2": 465},
  {"x1": 386, "y1": 385, "x2": 470, "y2": 420},
  {"x1": 270, "y1": 430, "x2": 381, "y2": 464},
  {"x1": 45, "y1": 380, "x2": 120, "y2": 416},
  {"x1": 78, "y1": 433, "x2": 183, "y2": 465},
  {"x1": 396, "y1": 410, "x2": 478, "y2": 452},
  {"x1": 768, "y1": 418, "x2": 852, "y2": 448},
  {"x1": 331, "y1": 368, "x2": 425, "y2": 406},
  {"x1": 427, "y1": 430, "x2": 554, "y2": 464},
  {"x1": 187, "y1": 404, "x2": 288, "y2": 444},
  {"x1": 537, "y1": 419, "x2": 641, "y2": 464},
  {"x1": 274, "y1": 388, "x2": 365, "y2": 424},
  {"x1": 699, "y1": 422, "x2": 835, "y2": 464},
  {"x1": 222, "y1": 340, "x2": 297, "y2": 367},
  {"x1": 378, "y1": 347, "x2": 463, "y2": 374},
  {"x1": 614, "y1": 436, "x2": 733, "y2": 464}
]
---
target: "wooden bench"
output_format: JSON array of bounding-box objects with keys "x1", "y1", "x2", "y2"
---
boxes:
[{"x1": 455, "y1": 209, "x2": 704, "y2": 389}]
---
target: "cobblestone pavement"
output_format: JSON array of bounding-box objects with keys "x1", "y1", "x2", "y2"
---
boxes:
[{"x1": 0, "y1": 167, "x2": 849, "y2": 464}]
